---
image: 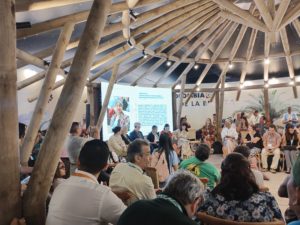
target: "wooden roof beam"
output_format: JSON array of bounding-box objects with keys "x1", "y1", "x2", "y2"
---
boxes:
[
  {"x1": 131, "y1": 58, "x2": 166, "y2": 86},
  {"x1": 157, "y1": 19, "x2": 226, "y2": 86},
  {"x1": 155, "y1": 13, "x2": 220, "y2": 53},
  {"x1": 185, "y1": 23, "x2": 238, "y2": 103},
  {"x1": 16, "y1": 0, "x2": 92, "y2": 12},
  {"x1": 220, "y1": 10, "x2": 268, "y2": 33},
  {"x1": 16, "y1": 0, "x2": 162, "y2": 12},
  {"x1": 280, "y1": 27, "x2": 298, "y2": 98},
  {"x1": 142, "y1": 5, "x2": 219, "y2": 48},
  {"x1": 279, "y1": 1, "x2": 300, "y2": 30},
  {"x1": 253, "y1": 0, "x2": 273, "y2": 31},
  {"x1": 236, "y1": 30, "x2": 258, "y2": 101},
  {"x1": 211, "y1": 0, "x2": 269, "y2": 31},
  {"x1": 272, "y1": 0, "x2": 290, "y2": 31}
]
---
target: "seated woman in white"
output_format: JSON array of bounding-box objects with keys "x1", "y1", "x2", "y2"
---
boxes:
[{"x1": 221, "y1": 120, "x2": 238, "y2": 158}]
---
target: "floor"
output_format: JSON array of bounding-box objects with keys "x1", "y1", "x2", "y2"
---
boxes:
[{"x1": 207, "y1": 154, "x2": 289, "y2": 214}]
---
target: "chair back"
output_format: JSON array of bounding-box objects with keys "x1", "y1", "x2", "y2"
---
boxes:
[
  {"x1": 111, "y1": 187, "x2": 137, "y2": 206},
  {"x1": 197, "y1": 212, "x2": 284, "y2": 225},
  {"x1": 144, "y1": 167, "x2": 159, "y2": 189}
]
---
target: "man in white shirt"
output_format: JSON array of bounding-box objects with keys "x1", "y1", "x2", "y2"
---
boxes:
[
  {"x1": 221, "y1": 120, "x2": 238, "y2": 157},
  {"x1": 110, "y1": 139, "x2": 156, "y2": 203},
  {"x1": 249, "y1": 110, "x2": 260, "y2": 126},
  {"x1": 46, "y1": 140, "x2": 126, "y2": 225}
]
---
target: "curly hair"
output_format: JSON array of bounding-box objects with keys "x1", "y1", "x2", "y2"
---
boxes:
[{"x1": 212, "y1": 153, "x2": 259, "y2": 201}]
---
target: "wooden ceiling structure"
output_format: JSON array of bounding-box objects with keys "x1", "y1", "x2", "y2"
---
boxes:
[
  {"x1": 15, "y1": 0, "x2": 300, "y2": 99},
  {"x1": 1, "y1": 1, "x2": 300, "y2": 225}
]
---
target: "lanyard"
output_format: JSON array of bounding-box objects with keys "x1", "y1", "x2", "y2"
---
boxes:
[
  {"x1": 158, "y1": 194, "x2": 183, "y2": 213},
  {"x1": 127, "y1": 162, "x2": 144, "y2": 174},
  {"x1": 72, "y1": 172, "x2": 98, "y2": 184}
]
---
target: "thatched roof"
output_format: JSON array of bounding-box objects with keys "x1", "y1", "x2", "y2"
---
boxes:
[{"x1": 16, "y1": 0, "x2": 300, "y2": 100}]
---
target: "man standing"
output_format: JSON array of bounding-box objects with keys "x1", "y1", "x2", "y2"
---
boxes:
[
  {"x1": 46, "y1": 140, "x2": 126, "y2": 225},
  {"x1": 283, "y1": 107, "x2": 299, "y2": 128},
  {"x1": 249, "y1": 110, "x2": 260, "y2": 126},
  {"x1": 129, "y1": 122, "x2": 144, "y2": 141},
  {"x1": 109, "y1": 139, "x2": 156, "y2": 202},
  {"x1": 261, "y1": 125, "x2": 282, "y2": 173}
]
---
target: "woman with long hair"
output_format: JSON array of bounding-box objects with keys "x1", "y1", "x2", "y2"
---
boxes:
[
  {"x1": 173, "y1": 122, "x2": 192, "y2": 159},
  {"x1": 199, "y1": 153, "x2": 283, "y2": 222},
  {"x1": 150, "y1": 134, "x2": 179, "y2": 187},
  {"x1": 201, "y1": 118, "x2": 216, "y2": 148},
  {"x1": 282, "y1": 123, "x2": 300, "y2": 173}
]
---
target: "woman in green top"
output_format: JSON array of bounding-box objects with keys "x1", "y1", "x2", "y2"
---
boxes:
[{"x1": 179, "y1": 144, "x2": 220, "y2": 189}]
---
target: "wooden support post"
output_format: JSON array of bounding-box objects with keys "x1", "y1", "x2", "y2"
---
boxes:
[
  {"x1": 219, "y1": 72, "x2": 225, "y2": 126},
  {"x1": 22, "y1": 1, "x2": 111, "y2": 224},
  {"x1": 177, "y1": 72, "x2": 187, "y2": 128},
  {"x1": 20, "y1": 23, "x2": 74, "y2": 166},
  {"x1": 215, "y1": 90, "x2": 221, "y2": 141},
  {"x1": 87, "y1": 85, "x2": 95, "y2": 126},
  {"x1": 216, "y1": 71, "x2": 226, "y2": 141},
  {"x1": 17, "y1": 49, "x2": 46, "y2": 69},
  {"x1": 96, "y1": 64, "x2": 119, "y2": 128},
  {"x1": 0, "y1": 1, "x2": 21, "y2": 224},
  {"x1": 172, "y1": 91, "x2": 178, "y2": 130},
  {"x1": 264, "y1": 86, "x2": 270, "y2": 121}
]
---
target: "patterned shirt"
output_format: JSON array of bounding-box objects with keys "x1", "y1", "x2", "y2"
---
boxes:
[{"x1": 199, "y1": 191, "x2": 282, "y2": 222}]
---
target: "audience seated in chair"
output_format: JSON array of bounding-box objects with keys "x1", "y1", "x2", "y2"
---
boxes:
[
  {"x1": 109, "y1": 139, "x2": 156, "y2": 203},
  {"x1": 221, "y1": 120, "x2": 238, "y2": 157},
  {"x1": 243, "y1": 124, "x2": 263, "y2": 156},
  {"x1": 180, "y1": 144, "x2": 220, "y2": 190},
  {"x1": 199, "y1": 153, "x2": 283, "y2": 222},
  {"x1": 46, "y1": 140, "x2": 126, "y2": 225},
  {"x1": 261, "y1": 124, "x2": 282, "y2": 173},
  {"x1": 233, "y1": 146, "x2": 265, "y2": 189},
  {"x1": 281, "y1": 123, "x2": 300, "y2": 174},
  {"x1": 129, "y1": 122, "x2": 144, "y2": 141},
  {"x1": 147, "y1": 125, "x2": 159, "y2": 153},
  {"x1": 65, "y1": 122, "x2": 93, "y2": 174},
  {"x1": 173, "y1": 122, "x2": 192, "y2": 159},
  {"x1": 201, "y1": 118, "x2": 216, "y2": 149},
  {"x1": 160, "y1": 123, "x2": 172, "y2": 138},
  {"x1": 108, "y1": 126, "x2": 127, "y2": 158},
  {"x1": 150, "y1": 134, "x2": 179, "y2": 187},
  {"x1": 117, "y1": 170, "x2": 204, "y2": 225}
]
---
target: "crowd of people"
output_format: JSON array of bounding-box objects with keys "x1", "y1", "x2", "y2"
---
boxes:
[{"x1": 15, "y1": 106, "x2": 300, "y2": 225}]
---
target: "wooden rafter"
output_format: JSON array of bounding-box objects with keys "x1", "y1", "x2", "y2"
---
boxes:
[
  {"x1": 210, "y1": 0, "x2": 269, "y2": 31},
  {"x1": 279, "y1": 1, "x2": 300, "y2": 30},
  {"x1": 20, "y1": 23, "x2": 74, "y2": 166},
  {"x1": 159, "y1": 19, "x2": 227, "y2": 86},
  {"x1": 272, "y1": 0, "x2": 290, "y2": 31},
  {"x1": 280, "y1": 27, "x2": 298, "y2": 98},
  {"x1": 253, "y1": 0, "x2": 273, "y2": 31},
  {"x1": 236, "y1": 28, "x2": 258, "y2": 101},
  {"x1": 185, "y1": 22, "x2": 239, "y2": 104}
]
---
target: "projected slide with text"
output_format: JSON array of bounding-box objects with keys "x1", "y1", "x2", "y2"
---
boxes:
[{"x1": 101, "y1": 83, "x2": 173, "y2": 140}]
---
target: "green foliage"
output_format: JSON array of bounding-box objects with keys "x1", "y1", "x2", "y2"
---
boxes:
[{"x1": 234, "y1": 90, "x2": 300, "y2": 121}]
